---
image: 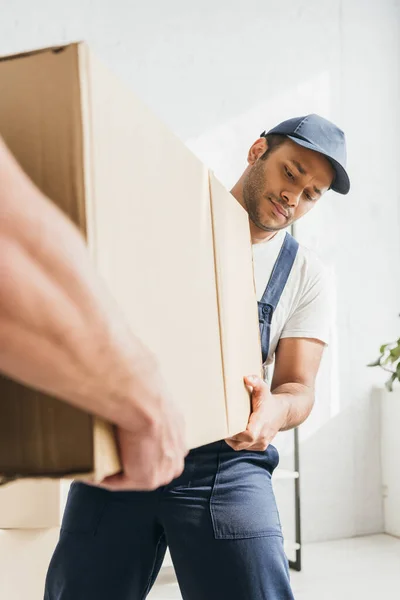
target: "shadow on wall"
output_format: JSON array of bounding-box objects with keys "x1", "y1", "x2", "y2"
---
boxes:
[
  {"x1": 274, "y1": 387, "x2": 384, "y2": 544},
  {"x1": 185, "y1": 70, "x2": 333, "y2": 189},
  {"x1": 186, "y1": 68, "x2": 347, "y2": 441}
]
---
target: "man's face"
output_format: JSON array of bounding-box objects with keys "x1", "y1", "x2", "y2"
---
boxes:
[{"x1": 242, "y1": 138, "x2": 335, "y2": 232}]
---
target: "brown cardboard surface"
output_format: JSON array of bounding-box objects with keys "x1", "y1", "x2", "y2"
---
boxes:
[
  {"x1": 0, "y1": 43, "x2": 261, "y2": 493},
  {"x1": 0, "y1": 44, "x2": 118, "y2": 485},
  {"x1": 0, "y1": 375, "x2": 93, "y2": 478},
  {"x1": 0, "y1": 44, "x2": 87, "y2": 225},
  {"x1": 0, "y1": 45, "x2": 100, "y2": 484}
]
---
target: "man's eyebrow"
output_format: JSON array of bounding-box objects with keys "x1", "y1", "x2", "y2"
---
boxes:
[
  {"x1": 290, "y1": 160, "x2": 322, "y2": 197},
  {"x1": 290, "y1": 159, "x2": 307, "y2": 175},
  {"x1": 313, "y1": 186, "x2": 322, "y2": 197}
]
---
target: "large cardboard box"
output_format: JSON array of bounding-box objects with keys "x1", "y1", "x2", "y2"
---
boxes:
[{"x1": 0, "y1": 43, "x2": 261, "y2": 485}]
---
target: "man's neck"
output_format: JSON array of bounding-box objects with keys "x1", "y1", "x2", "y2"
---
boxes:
[
  {"x1": 230, "y1": 180, "x2": 279, "y2": 245},
  {"x1": 249, "y1": 225, "x2": 278, "y2": 244}
]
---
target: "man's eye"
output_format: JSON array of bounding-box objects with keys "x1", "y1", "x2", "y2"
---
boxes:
[
  {"x1": 304, "y1": 192, "x2": 315, "y2": 201},
  {"x1": 285, "y1": 167, "x2": 294, "y2": 180}
]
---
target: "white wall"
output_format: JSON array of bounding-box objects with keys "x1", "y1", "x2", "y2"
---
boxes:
[{"x1": 1, "y1": 0, "x2": 399, "y2": 547}]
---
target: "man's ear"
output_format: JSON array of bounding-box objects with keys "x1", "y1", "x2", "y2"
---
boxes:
[{"x1": 247, "y1": 137, "x2": 268, "y2": 165}]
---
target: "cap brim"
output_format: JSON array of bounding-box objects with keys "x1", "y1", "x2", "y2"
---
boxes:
[{"x1": 287, "y1": 135, "x2": 350, "y2": 195}]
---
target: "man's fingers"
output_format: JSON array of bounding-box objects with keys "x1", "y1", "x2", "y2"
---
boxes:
[
  {"x1": 225, "y1": 439, "x2": 250, "y2": 451},
  {"x1": 227, "y1": 430, "x2": 253, "y2": 443},
  {"x1": 225, "y1": 439, "x2": 270, "y2": 452},
  {"x1": 98, "y1": 472, "x2": 132, "y2": 491},
  {"x1": 244, "y1": 374, "x2": 263, "y2": 390},
  {"x1": 164, "y1": 453, "x2": 185, "y2": 481},
  {"x1": 228, "y1": 440, "x2": 253, "y2": 451},
  {"x1": 224, "y1": 439, "x2": 236, "y2": 450},
  {"x1": 173, "y1": 460, "x2": 185, "y2": 479},
  {"x1": 99, "y1": 471, "x2": 161, "y2": 492},
  {"x1": 232, "y1": 442, "x2": 252, "y2": 451},
  {"x1": 225, "y1": 418, "x2": 267, "y2": 451},
  {"x1": 98, "y1": 455, "x2": 184, "y2": 492},
  {"x1": 225, "y1": 431, "x2": 253, "y2": 451}
]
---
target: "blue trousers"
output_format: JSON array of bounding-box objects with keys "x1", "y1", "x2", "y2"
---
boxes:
[{"x1": 45, "y1": 441, "x2": 295, "y2": 599}]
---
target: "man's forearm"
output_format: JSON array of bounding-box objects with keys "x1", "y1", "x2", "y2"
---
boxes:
[
  {"x1": 271, "y1": 382, "x2": 315, "y2": 431},
  {"x1": 0, "y1": 137, "x2": 155, "y2": 430}
]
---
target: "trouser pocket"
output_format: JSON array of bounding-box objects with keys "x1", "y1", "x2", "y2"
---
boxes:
[{"x1": 210, "y1": 443, "x2": 282, "y2": 540}]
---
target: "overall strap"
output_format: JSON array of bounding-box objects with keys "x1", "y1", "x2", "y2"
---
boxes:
[{"x1": 258, "y1": 232, "x2": 299, "y2": 364}]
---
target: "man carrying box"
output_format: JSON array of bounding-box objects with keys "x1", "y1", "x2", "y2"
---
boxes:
[{"x1": 45, "y1": 114, "x2": 350, "y2": 600}]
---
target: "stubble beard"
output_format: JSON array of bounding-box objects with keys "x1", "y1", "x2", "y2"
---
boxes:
[{"x1": 243, "y1": 164, "x2": 290, "y2": 233}]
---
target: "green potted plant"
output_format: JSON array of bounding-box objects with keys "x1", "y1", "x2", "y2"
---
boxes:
[
  {"x1": 368, "y1": 329, "x2": 400, "y2": 537},
  {"x1": 368, "y1": 337, "x2": 400, "y2": 391}
]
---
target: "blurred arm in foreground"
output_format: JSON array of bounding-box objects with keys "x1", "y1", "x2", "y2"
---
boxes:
[{"x1": 0, "y1": 137, "x2": 186, "y2": 490}]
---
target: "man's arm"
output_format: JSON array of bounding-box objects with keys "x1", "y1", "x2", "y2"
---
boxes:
[
  {"x1": 0, "y1": 137, "x2": 186, "y2": 489},
  {"x1": 270, "y1": 337, "x2": 325, "y2": 430},
  {"x1": 225, "y1": 337, "x2": 325, "y2": 451}
]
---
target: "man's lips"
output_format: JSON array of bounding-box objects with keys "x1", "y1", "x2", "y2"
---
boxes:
[{"x1": 269, "y1": 198, "x2": 289, "y2": 219}]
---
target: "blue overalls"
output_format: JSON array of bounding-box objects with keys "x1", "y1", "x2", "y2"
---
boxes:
[{"x1": 45, "y1": 233, "x2": 299, "y2": 600}]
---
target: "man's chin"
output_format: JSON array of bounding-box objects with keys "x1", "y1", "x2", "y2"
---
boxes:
[{"x1": 252, "y1": 219, "x2": 289, "y2": 233}]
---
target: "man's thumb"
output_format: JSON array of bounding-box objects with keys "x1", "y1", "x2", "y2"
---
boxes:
[
  {"x1": 244, "y1": 375, "x2": 265, "y2": 406},
  {"x1": 244, "y1": 374, "x2": 262, "y2": 389}
]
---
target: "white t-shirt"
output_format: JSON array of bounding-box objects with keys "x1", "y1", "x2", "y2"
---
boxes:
[{"x1": 252, "y1": 230, "x2": 331, "y2": 367}]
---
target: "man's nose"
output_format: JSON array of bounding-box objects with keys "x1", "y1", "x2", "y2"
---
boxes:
[{"x1": 281, "y1": 189, "x2": 301, "y2": 208}]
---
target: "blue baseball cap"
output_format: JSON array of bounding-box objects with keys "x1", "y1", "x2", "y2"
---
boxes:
[{"x1": 262, "y1": 114, "x2": 350, "y2": 195}]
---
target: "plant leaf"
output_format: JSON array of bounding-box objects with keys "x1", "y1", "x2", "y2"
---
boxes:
[
  {"x1": 383, "y1": 354, "x2": 395, "y2": 365},
  {"x1": 367, "y1": 357, "x2": 382, "y2": 367},
  {"x1": 385, "y1": 373, "x2": 397, "y2": 392},
  {"x1": 390, "y1": 345, "x2": 400, "y2": 360},
  {"x1": 380, "y1": 344, "x2": 389, "y2": 354}
]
